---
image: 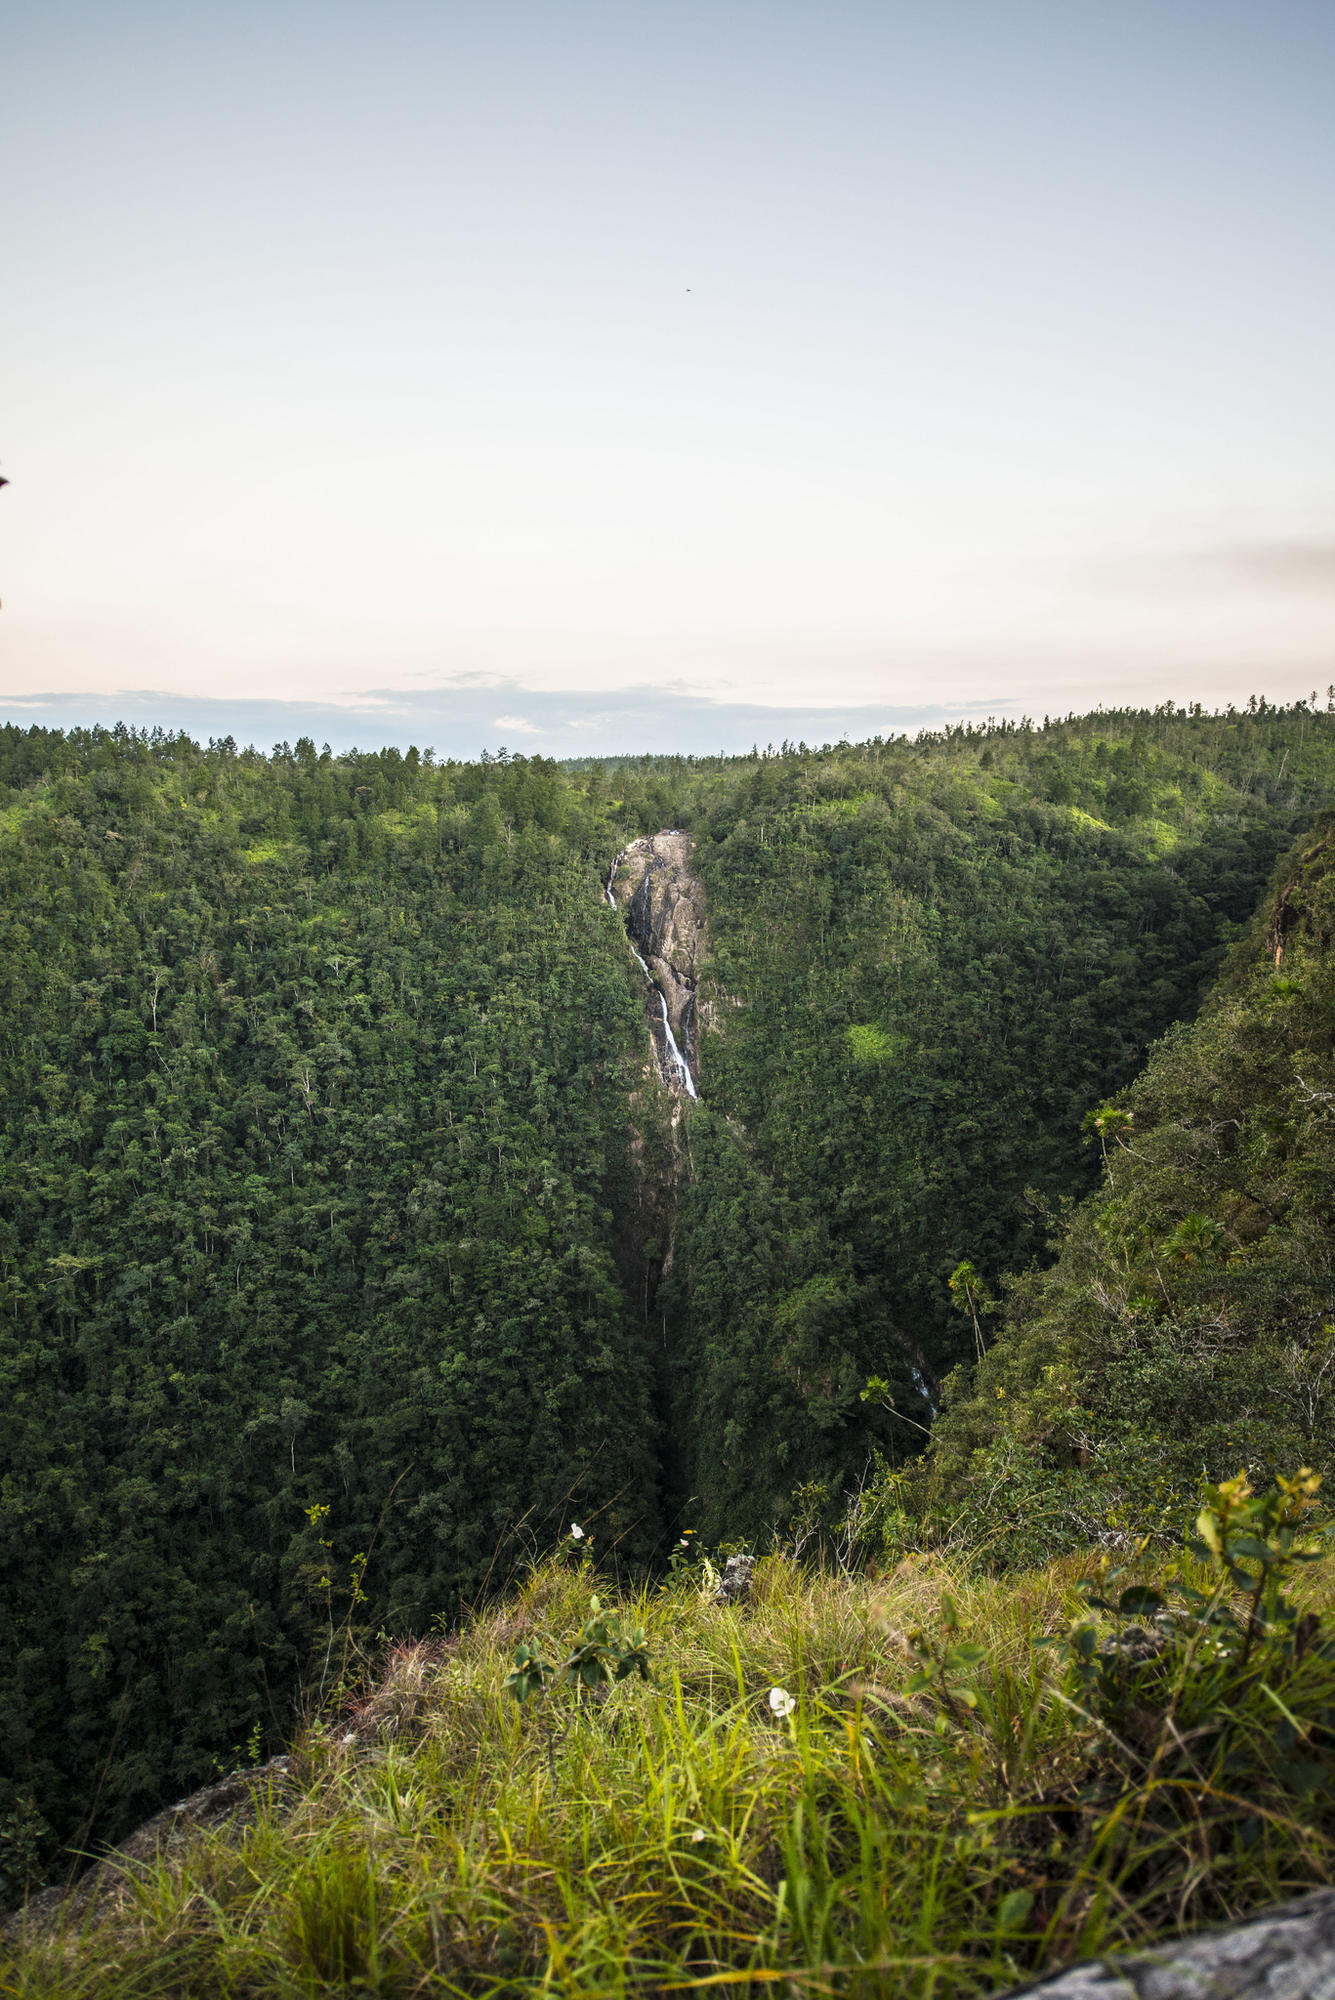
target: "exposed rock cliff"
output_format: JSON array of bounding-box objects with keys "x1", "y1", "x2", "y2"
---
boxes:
[{"x1": 609, "y1": 831, "x2": 705, "y2": 1098}]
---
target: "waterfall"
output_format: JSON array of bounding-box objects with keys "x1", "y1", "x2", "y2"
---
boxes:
[
  {"x1": 910, "y1": 1364, "x2": 939, "y2": 1419},
  {"x1": 606, "y1": 844, "x2": 699, "y2": 1101},
  {"x1": 631, "y1": 945, "x2": 697, "y2": 1099},
  {"x1": 659, "y1": 997, "x2": 697, "y2": 1098}
]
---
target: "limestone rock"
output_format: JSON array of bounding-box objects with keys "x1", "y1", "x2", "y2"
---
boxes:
[
  {"x1": 610, "y1": 831, "x2": 705, "y2": 1094},
  {"x1": 997, "y1": 1888, "x2": 1335, "y2": 1999},
  {"x1": 3, "y1": 1757, "x2": 294, "y2": 1939},
  {"x1": 713, "y1": 1555, "x2": 757, "y2": 1606}
]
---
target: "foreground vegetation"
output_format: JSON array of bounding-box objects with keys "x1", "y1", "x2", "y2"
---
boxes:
[{"x1": 6, "y1": 1469, "x2": 1335, "y2": 1997}]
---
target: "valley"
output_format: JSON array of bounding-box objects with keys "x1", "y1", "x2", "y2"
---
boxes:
[{"x1": 2, "y1": 698, "x2": 1333, "y2": 1948}]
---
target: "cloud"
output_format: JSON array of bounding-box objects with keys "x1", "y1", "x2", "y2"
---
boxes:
[
  {"x1": 1092, "y1": 538, "x2": 1335, "y2": 600},
  {"x1": 0, "y1": 679, "x2": 1018, "y2": 759},
  {"x1": 1206, "y1": 540, "x2": 1335, "y2": 593}
]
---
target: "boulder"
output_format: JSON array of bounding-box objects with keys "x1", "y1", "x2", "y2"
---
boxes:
[
  {"x1": 713, "y1": 1555, "x2": 757, "y2": 1606},
  {"x1": 999, "y1": 1889, "x2": 1335, "y2": 1999}
]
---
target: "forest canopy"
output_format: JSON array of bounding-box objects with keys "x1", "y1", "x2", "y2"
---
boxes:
[
  {"x1": 1, "y1": 696, "x2": 1333, "y2": 1876},
  {"x1": 919, "y1": 808, "x2": 1335, "y2": 1565}
]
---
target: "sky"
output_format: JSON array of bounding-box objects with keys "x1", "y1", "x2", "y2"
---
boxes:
[{"x1": 2, "y1": 0, "x2": 1333, "y2": 756}]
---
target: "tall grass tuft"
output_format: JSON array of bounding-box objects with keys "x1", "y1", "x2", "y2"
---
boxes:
[{"x1": 5, "y1": 1484, "x2": 1335, "y2": 1997}]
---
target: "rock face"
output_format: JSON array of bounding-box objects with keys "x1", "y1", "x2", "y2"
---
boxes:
[
  {"x1": 998, "y1": 1888, "x2": 1335, "y2": 1999},
  {"x1": 3, "y1": 1757, "x2": 294, "y2": 1938},
  {"x1": 712, "y1": 1555, "x2": 757, "y2": 1606},
  {"x1": 609, "y1": 831, "x2": 705, "y2": 1097}
]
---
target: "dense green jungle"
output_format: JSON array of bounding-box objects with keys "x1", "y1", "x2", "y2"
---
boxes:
[{"x1": 3, "y1": 696, "x2": 1334, "y2": 1895}]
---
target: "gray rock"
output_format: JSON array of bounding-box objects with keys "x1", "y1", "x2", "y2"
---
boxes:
[
  {"x1": 609, "y1": 831, "x2": 706, "y2": 1096},
  {"x1": 1097, "y1": 1624, "x2": 1170, "y2": 1669},
  {"x1": 3, "y1": 1756, "x2": 294, "y2": 1939},
  {"x1": 713, "y1": 1554, "x2": 757, "y2": 1606},
  {"x1": 998, "y1": 1889, "x2": 1335, "y2": 1998}
]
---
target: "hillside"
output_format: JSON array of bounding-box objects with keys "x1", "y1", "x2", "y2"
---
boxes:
[
  {"x1": 0, "y1": 731, "x2": 666, "y2": 1870},
  {"x1": 661, "y1": 701, "x2": 1335, "y2": 1534},
  {"x1": 922, "y1": 807, "x2": 1335, "y2": 1565},
  {"x1": 1, "y1": 699, "x2": 1333, "y2": 1885}
]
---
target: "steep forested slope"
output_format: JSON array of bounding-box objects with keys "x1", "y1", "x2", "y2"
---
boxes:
[
  {"x1": 924, "y1": 809, "x2": 1335, "y2": 1561},
  {"x1": 0, "y1": 731, "x2": 664, "y2": 1858},
  {"x1": 2, "y1": 699, "x2": 1333, "y2": 1878},
  {"x1": 660, "y1": 704, "x2": 1335, "y2": 1536}
]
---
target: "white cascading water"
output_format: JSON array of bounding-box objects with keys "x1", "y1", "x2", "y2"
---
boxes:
[
  {"x1": 606, "y1": 848, "x2": 698, "y2": 1100},
  {"x1": 910, "y1": 1364, "x2": 938, "y2": 1418},
  {"x1": 636, "y1": 946, "x2": 697, "y2": 1099}
]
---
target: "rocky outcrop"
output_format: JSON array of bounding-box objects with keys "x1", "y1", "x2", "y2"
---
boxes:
[
  {"x1": 609, "y1": 831, "x2": 705, "y2": 1097},
  {"x1": 997, "y1": 1888, "x2": 1335, "y2": 1998},
  {"x1": 712, "y1": 1555, "x2": 757, "y2": 1606},
  {"x1": 3, "y1": 1757, "x2": 294, "y2": 1939}
]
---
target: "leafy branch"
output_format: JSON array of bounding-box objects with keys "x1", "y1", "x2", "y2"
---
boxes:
[{"x1": 504, "y1": 1596, "x2": 653, "y2": 1777}]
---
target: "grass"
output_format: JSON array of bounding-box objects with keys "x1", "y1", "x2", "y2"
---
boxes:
[{"x1": 5, "y1": 1540, "x2": 1335, "y2": 1998}]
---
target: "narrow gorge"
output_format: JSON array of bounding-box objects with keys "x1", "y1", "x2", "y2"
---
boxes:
[{"x1": 5, "y1": 708, "x2": 1331, "y2": 1943}]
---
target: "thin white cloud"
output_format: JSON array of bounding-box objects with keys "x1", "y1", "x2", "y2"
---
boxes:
[
  {"x1": 1207, "y1": 541, "x2": 1335, "y2": 594},
  {"x1": 1086, "y1": 539, "x2": 1335, "y2": 600},
  {"x1": 0, "y1": 682, "x2": 1019, "y2": 759}
]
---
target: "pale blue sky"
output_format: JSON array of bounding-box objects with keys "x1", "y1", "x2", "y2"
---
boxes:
[{"x1": 3, "y1": 1, "x2": 1333, "y2": 753}]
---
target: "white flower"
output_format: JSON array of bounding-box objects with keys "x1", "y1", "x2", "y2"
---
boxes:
[
  {"x1": 690, "y1": 1828, "x2": 707, "y2": 1843},
  {"x1": 769, "y1": 1687, "x2": 796, "y2": 1718},
  {"x1": 569, "y1": 1522, "x2": 585, "y2": 1541}
]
